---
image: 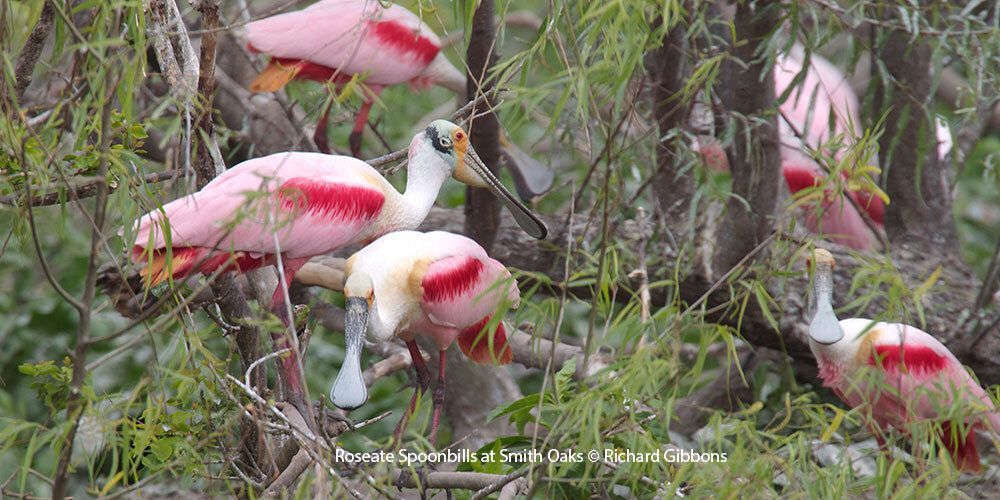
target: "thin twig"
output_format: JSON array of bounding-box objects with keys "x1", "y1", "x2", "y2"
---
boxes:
[{"x1": 51, "y1": 70, "x2": 116, "y2": 500}]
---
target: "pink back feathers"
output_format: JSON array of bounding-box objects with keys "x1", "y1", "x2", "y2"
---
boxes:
[{"x1": 420, "y1": 255, "x2": 518, "y2": 365}]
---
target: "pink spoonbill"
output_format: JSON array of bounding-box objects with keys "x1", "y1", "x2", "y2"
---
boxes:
[
  {"x1": 330, "y1": 230, "x2": 519, "y2": 446},
  {"x1": 245, "y1": 0, "x2": 466, "y2": 155},
  {"x1": 131, "y1": 120, "x2": 545, "y2": 424},
  {"x1": 807, "y1": 248, "x2": 1000, "y2": 471}
]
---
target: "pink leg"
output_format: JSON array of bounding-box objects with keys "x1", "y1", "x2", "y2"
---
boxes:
[
  {"x1": 428, "y1": 349, "x2": 447, "y2": 447},
  {"x1": 267, "y1": 259, "x2": 314, "y2": 430},
  {"x1": 314, "y1": 100, "x2": 333, "y2": 154},
  {"x1": 348, "y1": 99, "x2": 373, "y2": 158},
  {"x1": 392, "y1": 340, "x2": 431, "y2": 447}
]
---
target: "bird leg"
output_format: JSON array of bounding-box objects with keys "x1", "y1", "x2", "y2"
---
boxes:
[
  {"x1": 392, "y1": 340, "x2": 432, "y2": 448},
  {"x1": 267, "y1": 261, "x2": 317, "y2": 433},
  {"x1": 428, "y1": 349, "x2": 447, "y2": 447},
  {"x1": 314, "y1": 99, "x2": 334, "y2": 154},
  {"x1": 348, "y1": 98, "x2": 374, "y2": 158}
]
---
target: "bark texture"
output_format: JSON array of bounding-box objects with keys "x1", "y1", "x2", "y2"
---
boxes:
[
  {"x1": 463, "y1": 0, "x2": 502, "y2": 250},
  {"x1": 712, "y1": 0, "x2": 782, "y2": 273}
]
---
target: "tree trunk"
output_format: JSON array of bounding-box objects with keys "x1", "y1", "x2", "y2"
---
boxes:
[
  {"x1": 712, "y1": 0, "x2": 782, "y2": 274},
  {"x1": 463, "y1": 0, "x2": 502, "y2": 251}
]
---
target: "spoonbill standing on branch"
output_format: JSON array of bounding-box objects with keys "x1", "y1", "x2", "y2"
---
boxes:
[
  {"x1": 131, "y1": 120, "x2": 546, "y2": 426},
  {"x1": 807, "y1": 248, "x2": 1000, "y2": 472},
  {"x1": 245, "y1": 0, "x2": 466, "y2": 155},
  {"x1": 330, "y1": 230, "x2": 519, "y2": 446}
]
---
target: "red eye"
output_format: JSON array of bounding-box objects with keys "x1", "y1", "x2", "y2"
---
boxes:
[{"x1": 455, "y1": 131, "x2": 465, "y2": 141}]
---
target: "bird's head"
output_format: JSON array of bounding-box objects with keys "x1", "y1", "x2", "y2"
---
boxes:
[
  {"x1": 329, "y1": 272, "x2": 375, "y2": 410},
  {"x1": 808, "y1": 248, "x2": 836, "y2": 270},
  {"x1": 417, "y1": 119, "x2": 548, "y2": 240}
]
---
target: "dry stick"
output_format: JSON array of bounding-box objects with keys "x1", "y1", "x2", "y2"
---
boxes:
[
  {"x1": 0, "y1": 171, "x2": 181, "y2": 207},
  {"x1": 630, "y1": 207, "x2": 653, "y2": 347},
  {"x1": 470, "y1": 468, "x2": 532, "y2": 500},
  {"x1": 50, "y1": 73, "x2": 115, "y2": 500},
  {"x1": 13, "y1": 0, "x2": 56, "y2": 98},
  {"x1": 682, "y1": 231, "x2": 779, "y2": 317}
]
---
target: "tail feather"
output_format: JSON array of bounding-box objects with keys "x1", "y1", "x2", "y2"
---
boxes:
[
  {"x1": 249, "y1": 60, "x2": 300, "y2": 92},
  {"x1": 457, "y1": 316, "x2": 513, "y2": 365},
  {"x1": 940, "y1": 421, "x2": 981, "y2": 473},
  {"x1": 133, "y1": 246, "x2": 272, "y2": 287},
  {"x1": 135, "y1": 246, "x2": 203, "y2": 286}
]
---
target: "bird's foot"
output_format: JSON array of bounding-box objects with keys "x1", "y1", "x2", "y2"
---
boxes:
[
  {"x1": 319, "y1": 402, "x2": 354, "y2": 435},
  {"x1": 285, "y1": 393, "x2": 319, "y2": 436},
  {"x1": 395, "y1": 461, "x2": 438, "y2": 500}
]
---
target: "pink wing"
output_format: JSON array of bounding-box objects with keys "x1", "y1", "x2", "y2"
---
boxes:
[
  {"x1": 245, "y1": 0, "x2": 441, "y2": 86},
  {"x1": 419, "y1": 238, "x2": 519, "y2": 364},
  {"x1": 132, "y1": 152, "x2": 386, "y2": 259},
  {"x1": 864, "y1": 324, "x2": 1000, "y2": 432},
  {"x1": 782, "y1": 163, "x2": 878, "y2": 250}
]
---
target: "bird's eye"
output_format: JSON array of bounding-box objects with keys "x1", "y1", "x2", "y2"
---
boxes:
[{"x1": 439, "y1": 137, "x2": 452, "y2": 149}]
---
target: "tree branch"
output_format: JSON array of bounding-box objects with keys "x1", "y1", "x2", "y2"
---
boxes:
[
  {"x1": 0, "y1": 171, "x2": 181, "y2": 207},
  {"x1": 463, "y1": 0, "x2": 502, "y2": 250},
  {"x1": 13, "y1": 0, "x2": 56, "y2": 99},
  {"x1": 193, "y1": 0, "x2": 223, "y2": 185}
]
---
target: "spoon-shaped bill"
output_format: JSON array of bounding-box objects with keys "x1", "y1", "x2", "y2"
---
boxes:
[
  {"x1": 501, "y1": 140, "x2": 555, "y2": 203},
  {"x1": 330, "y1": 296, "x2": 369, "y2": 410},
  {"x1": 809, "y1": 305, "x2": 844, "y2": 345},
  {"x1": 455, "y1": 145, "x2": 548, "y2": 240}
]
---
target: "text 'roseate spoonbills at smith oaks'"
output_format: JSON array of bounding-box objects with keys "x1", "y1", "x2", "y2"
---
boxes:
[
  {"x1": 131, "y1": 120, "x2": 546, "y2": 425},
  {"x1": 329, "y1": 230, "x2": 519, "y2": 446},
  {"x1": 807, "y1": 248, "x2": 1000, "y2": 472},
  {"x1": 245, "y1": 0, "x2": 466, "y2": 155}
]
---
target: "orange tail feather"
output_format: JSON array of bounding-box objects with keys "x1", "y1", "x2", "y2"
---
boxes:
[
  {"x1": 135, "y1": 246, "x2": 201, "y2": 287},
  {"x1": 249, "y1": 60, "x2": 300, "y2": 92},
  {"x1": 458, "y1": 316, "x2": 513, "y2": 365}
]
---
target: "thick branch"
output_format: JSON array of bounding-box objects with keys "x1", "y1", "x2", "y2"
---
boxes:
[
  {"x1": 193, "y1": 0, "x2": 223, "y2": 186},
  {"x1": 713, "y1": 0, "x2": 782, "y2": 273},
  {"x1": 463, "y1": 0, "x2": 502, "y2": 250},
  {"x1": 13, "y1": 0, "x2": 56, "y2": 99},
  {"x1": 647, "y1": 19, "x2": 695, "y2": 231},
  {"x1": 873, "y1": 1, "x2": 956, "y2": 247}
]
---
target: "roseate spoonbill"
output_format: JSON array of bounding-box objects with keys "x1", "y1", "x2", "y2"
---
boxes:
[
  {"x1": 131, "y1": 120, "x2": 545, "y2": 425},
  {"x1": 330, "y1": 230, "x2": 517, "y2": 445},
  {"x1": 245, "y1": 0, "x2": 465, "y2": 155},
  {"x1": 807, "y1": 248, "x2": 1000, "y2": 471}
]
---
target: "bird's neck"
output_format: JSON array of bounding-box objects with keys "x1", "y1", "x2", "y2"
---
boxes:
[
  {"x1": 374, "y1": 148, "x2": 446, "y2": 235},
  {"x1": 813, "y1": 267, "x2": 834, "y2": 313},
  {"x1": 397, "y1": 150, "x2": 447, "y2": 229}
]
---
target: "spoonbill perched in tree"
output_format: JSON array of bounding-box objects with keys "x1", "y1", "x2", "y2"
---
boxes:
[
  {"x1": 807, "y1": 248, "x2": 1000, "y2": 471},
  {"x1": 330, "y1": 230, "x2": 518, "y2": 445},
  {"x1": 245, "y1": 0, "x2": 465, "y2": 155},
  {"x1": 697, "y1": 46, "x2": 952, "y2": 250},
  {"x1": 131, "y1": 120, "x2": 545, "y2": 425}
]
